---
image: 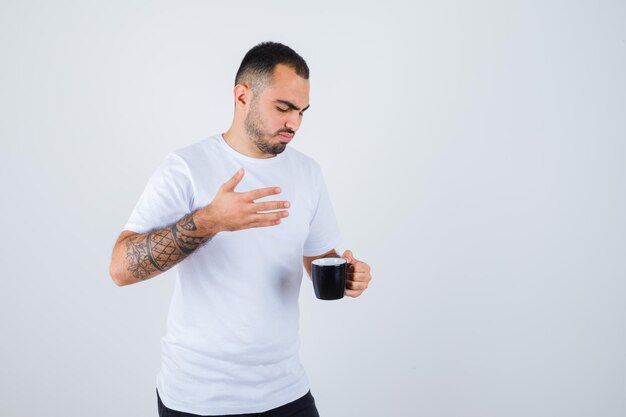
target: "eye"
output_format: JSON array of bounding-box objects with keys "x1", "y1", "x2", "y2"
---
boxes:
[{"x1": 276, "y1": 107, "x2": 289, "y2": 113}]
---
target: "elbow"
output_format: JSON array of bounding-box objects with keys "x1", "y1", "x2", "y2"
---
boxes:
[
  {"x1": 110, "y1": 233, "x2": 138, "y2": 287},
  {"x1": 109, "y1": 263, "x2": 129, "y2": 287}
]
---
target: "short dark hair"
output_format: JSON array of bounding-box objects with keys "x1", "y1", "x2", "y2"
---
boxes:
[{"x1": 235, "y1": 42, "x2": 309, "y2": 94}]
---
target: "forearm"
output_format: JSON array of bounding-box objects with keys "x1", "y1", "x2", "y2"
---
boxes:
[
  {"x1": 110, "y1": 210, "x2": 217, "y2": 286},
  {"x1": 111, "y1": 169, "x2": 289, "y2": 286}
]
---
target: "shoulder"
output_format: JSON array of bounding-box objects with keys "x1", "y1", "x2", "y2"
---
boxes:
[
  {"x1": 146, "y1": 136, "x2": 220, "y2": 191},
  {"x1": 171, "y1": 135, "x2": 219, "y2": 165},
  {"x1": 160, "y1": 135, "x2": 225, "y2": 178}
]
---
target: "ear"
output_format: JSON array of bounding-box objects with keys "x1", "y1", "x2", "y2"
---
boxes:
[{"x1": 234, "y1": 84, "x2": 252, "y2": 109}]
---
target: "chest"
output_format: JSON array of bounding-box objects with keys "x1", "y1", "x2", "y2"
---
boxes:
[{"x1": 189, "y1": 160, "x2": 317, "y2": 252}]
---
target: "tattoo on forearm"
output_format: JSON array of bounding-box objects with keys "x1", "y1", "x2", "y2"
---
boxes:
[
  {"x1": 171, "y1": 214, "x2": 206, "y2": 254},
  {"x1": 125, "y1": 236, "x2": 154, "y2": 280},
  {"x1": 125, "y1": 213, "x2": 212, "y2": 280}
]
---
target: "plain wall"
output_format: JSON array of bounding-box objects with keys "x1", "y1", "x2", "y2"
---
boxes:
[{"x1": 1, "y1": 1, "x2": 625, "y2": 416}]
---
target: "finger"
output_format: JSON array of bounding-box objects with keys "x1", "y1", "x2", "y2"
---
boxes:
[
  {"x1": 342, "y1": 249, "x2": 356, "y2": 264},
  {"x1": 350, "y1": 264, "x2": 371, "y2": 276},
  {"x1": 251, "y1": 210, "x2": 289, "y2": 224},
  {"x1": 245, "y1": 186, "x2": 282, "y2": 201},
  {"x1": 344, "y1": 289, "x2": 363, "y2": 298},
  {"x1": 346, "y1": 279, "x2": 369, "y2": 291},
  {"x1": 250, "y1": 218, "x2": 284, "y2": 228},
  {"x1": 252, "y1": 200, "x2": 291, "y2": 212},
  {"x1": 351, "y1": 261, "x2": 370, "y2": 273},
  {"x1": 221, "y1": 168, "x2": 245, "y2": 192},
  {"x1": 349, "y1": 272, "x2": 372, "y2": 283}
]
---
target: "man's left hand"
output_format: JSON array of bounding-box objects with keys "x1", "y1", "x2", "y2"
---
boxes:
[{"x1": 341, "y1": 250, "x2": 372, "y2": 298}]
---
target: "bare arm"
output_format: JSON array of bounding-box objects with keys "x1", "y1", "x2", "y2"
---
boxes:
[
  {"x1": 109, "y1": 211, "x2": 217, "y2": 286},
  {"x1": 110, "y1": 168, "x2": 290, "y2": 286}
]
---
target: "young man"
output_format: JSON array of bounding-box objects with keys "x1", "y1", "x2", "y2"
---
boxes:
[{"x1": 109, "y1": 42, "x2": 372, "y2": 417}]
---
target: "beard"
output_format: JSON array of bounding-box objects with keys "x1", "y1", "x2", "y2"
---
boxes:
[{"x1": 244, "y1": 101, "x2": 291, "y2": 156}]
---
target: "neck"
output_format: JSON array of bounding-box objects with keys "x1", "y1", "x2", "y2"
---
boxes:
[{"x1": 222, "y1": 125, "x2": 276, "y2": 159}]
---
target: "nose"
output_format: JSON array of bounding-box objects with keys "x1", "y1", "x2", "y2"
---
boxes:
[{"x1": 285, "y1": 112, "x2": 301, "y2": 132}]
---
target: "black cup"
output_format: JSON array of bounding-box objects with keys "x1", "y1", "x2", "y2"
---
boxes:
[{"x1": 311, "y1": 257, "x2": 349, "y2": 300}]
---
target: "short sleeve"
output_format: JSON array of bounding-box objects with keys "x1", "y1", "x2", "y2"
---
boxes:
[
  {"x1": 123, "y1": 153, "x2": 194, "y2": 234},
  {"x1": 303, "y1": 167, "x2": 342, "y2": 256}
]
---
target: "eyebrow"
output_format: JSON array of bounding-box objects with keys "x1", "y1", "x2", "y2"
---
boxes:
[{"x1": 275, "y1": 99, "x2": 310, "y2": 113}]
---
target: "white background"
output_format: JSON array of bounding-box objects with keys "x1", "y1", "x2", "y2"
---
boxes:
[{"x1": 1, "y1": 1, "x2": 625, "y2": 416}]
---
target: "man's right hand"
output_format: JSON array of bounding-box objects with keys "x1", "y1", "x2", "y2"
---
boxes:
[
  {"x1": 195, "y1": 167, "x2": 290, "y2": 233},
  {"x1": 109, "y1": 168, "x2": 289, "y2": 286}
]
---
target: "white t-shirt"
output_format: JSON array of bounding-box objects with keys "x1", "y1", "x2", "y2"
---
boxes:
[{"x1": 123, "y1": 134, "x2": 341, "y2": 415}]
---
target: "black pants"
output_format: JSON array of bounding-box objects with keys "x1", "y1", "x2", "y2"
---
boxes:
[{"x1": 157, "y1": 389, "x2": 320, "y2": 417}]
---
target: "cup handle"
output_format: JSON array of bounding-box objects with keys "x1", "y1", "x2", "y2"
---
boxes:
[{"x1": 344, "y1": 261, "x2": 353, "y2": 287}]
